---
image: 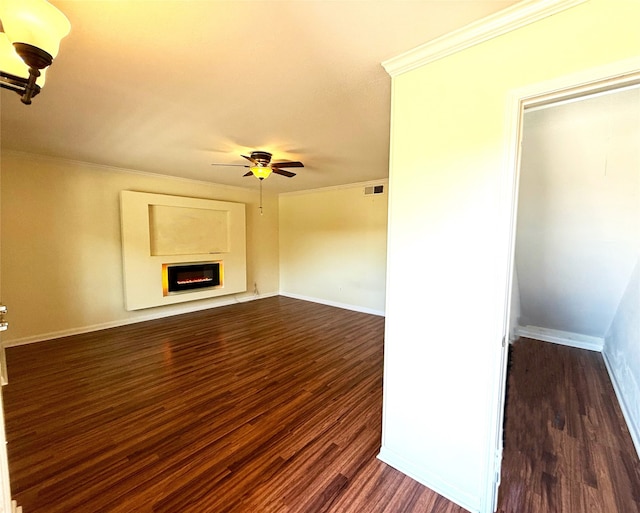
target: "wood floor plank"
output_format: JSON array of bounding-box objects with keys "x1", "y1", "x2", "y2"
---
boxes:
[{"x1": 3, "y1": 299, "x2": 639, "y2": 512}]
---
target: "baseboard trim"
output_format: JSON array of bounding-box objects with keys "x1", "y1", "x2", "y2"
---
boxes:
[
  {"x1": 602, "y1": 350, "x2": 640, "y2": 459},
  {"x1": 377, "y1": 446, "x2": 479, "y2": 513},
  {"x1": 514, "y1": 325, "x2": 604, "y2": 352},
  {"x1": 4, "y1": 292, "x2": 377, "y2": 348},
  {"x1": 279, "y1": 292, "x2": 385, "y2": 317},
  {"x1": 3, "y1": 293, "x2": 278, "y2": 348}
]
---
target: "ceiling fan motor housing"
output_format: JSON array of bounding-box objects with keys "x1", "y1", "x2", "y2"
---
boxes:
[{"x1": 250, "y1": 151, "x2": 272, "y2": 165}]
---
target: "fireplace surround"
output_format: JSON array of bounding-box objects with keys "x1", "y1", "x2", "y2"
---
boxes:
[{"x1": 120, "y1": 191, "x2": 246, "y2": 310}]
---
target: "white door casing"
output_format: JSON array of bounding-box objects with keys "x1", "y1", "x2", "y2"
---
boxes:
[
  {"x1": 491, "y1": 58, "x2": 640, "y2": 512},
  {"x1": 0, "y1": 155, "x2": 14, "y2": 512}
]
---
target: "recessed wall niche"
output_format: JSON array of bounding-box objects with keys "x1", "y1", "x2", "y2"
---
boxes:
[
  {"x1": 120, "y1": 191, "x2": 246, "y2": 310},
  {"x1": 149, "y1": 205, "x2": 229, "y2": 256}
]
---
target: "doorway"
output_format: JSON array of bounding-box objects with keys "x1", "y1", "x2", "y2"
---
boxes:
[
  {"x1": 496, "y1": 70, "x2": 640, "y2": 511},
  {"x1": 511, "y1": 85, "x2": 640, "y2": 348}
]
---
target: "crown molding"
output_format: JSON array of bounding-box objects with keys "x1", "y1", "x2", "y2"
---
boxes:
[
  {"x1": 2, "y1": 149, "x2": 252, "y2": 192},
  {"x1": 382, "y1": 0, "x2": 588, "y2": 77}
]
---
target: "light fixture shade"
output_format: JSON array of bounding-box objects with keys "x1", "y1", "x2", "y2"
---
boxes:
[
  {"x1": 251, "y1": 166, "x2": 272, "y2": 179},
  {"x1": 0, "y1": 0, "x2": 70, "y2": 59},
  {"x1": 0, "y1": 32, "x2": 46, "y2": 84}
]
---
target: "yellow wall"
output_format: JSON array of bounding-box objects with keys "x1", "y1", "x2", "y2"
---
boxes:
[
  {"x1": 0, "y1": 152, "x2": 280, "y2": 344},
  {"x1": 381, "y1": 1, "x2": 640, "y2": 511},
  {"x1": 279, "y1": 182, "x2": 388, "y2": 314}
]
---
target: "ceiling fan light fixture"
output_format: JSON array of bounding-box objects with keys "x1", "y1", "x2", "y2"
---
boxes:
[
  {"x1": 250, "y1": 165, "x2": 272, "y2": 179},
  {"x1": 212, "y1": 150, "x2": 302, "y2": 183},
  {"x1": 0, "y1": 0, "x2": 70, "y2": 104}
]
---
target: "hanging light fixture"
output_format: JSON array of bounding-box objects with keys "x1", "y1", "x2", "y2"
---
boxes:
[
  {"x1": 0, "y1": 0, "x2": 70, "y2": 105},
  {"x1": 250, "y1": 164, "x2": 272, "y2": 180},
  {"x1": 249, "y1": 166, "x2": 271, "y2": 216}
]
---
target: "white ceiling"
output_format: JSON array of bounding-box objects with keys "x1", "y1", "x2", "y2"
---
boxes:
[{"x1": 1, "y1": 0, "x2": 519, "y2": 193}]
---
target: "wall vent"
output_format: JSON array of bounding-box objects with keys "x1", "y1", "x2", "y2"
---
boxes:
[{"x1": 364, "y1": 185, "x2": 385, "y2": 195}]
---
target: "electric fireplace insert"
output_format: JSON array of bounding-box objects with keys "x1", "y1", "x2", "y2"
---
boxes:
[{"x1": 164, "y1": 262, "x2": 222, "y2": 294}]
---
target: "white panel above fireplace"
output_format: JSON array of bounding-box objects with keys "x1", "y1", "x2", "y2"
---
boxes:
[
  {"x1": 149, "y1": 205, "x2": 229, "y2": 256},
  {"x1": 120, "y1": 191, "x2": 246, "y2": 310}
]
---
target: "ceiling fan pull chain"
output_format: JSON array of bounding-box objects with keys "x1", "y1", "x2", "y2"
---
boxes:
[{"x1": 259, "y1": 179, "x2": 264, "y2": 215}]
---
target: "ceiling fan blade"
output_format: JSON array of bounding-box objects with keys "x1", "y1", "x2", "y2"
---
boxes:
[
  {"x1": 241, "y1": 154, "x2": 257, "y2": 164},
  {"x1": 272, "y1": 160, "x2": 304, "y2": 168},
  {"x1": 211, "y1": 163, "x2": 249, "y2": 167},
  {"x1": 243, "y1": 171, "x2": 254, "y2": 177},
  {"x1": 272, "y1": 168, "x2": 296, "y2": 178}
]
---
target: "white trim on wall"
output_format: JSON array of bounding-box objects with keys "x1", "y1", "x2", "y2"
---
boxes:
[
  {"x1": 602, "y1": 351, "x2": 640, "y2": 459},
  {"x1": 279, "y1": 292, "x2": 385, "y2": 317},
  {"x1": 382, "y1": 0, "x2": 588, "y2": 77},
  {"x1": 5, "y1": 291, "x2": 385, "y2": 349},
  {"x1": 3, "y1": 150, "x2": 252, "y2": 193},
  {"x1": 3, "y1": 293, "x2": 277, "y2": 348},
  {"x1": 514, "y1": 325, "x2": 604, "y2": 351}
]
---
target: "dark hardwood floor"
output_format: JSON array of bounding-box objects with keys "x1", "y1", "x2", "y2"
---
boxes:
[
  {"x1": 3, "y1": 297, "x2": 465, "y2": 513},
  {"x1": 2, "y1": 297, "x2": 639, "y2": 512},
  {"x1": 498, "y1": 338, "x2": 640, "y2": 513}
]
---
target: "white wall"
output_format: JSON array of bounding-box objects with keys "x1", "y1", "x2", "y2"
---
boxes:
[
  {"x1": 380, "y1": 1, "x2": 640, "y2": 512},
  {"x1": 0, "y1": 152, "x2": 280, "y2": 344},
  {"x1": 516, "y1": 88, "x2": 640, "y2": 338},
  {"x1": 604, "y1": 258, "x2": 640, "y2": 456},
  {"x1": 516, "y1": 85, "x2": 640, "y2": 458},
  {"x1": 279, "y1": 182, "x2": 388, "y2": 315},
  {"x1": 1, "y1": 152, "x2": 388, "y2": 343}
]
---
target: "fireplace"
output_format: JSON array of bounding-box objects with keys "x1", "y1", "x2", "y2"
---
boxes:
[{"x1": 163, "y1": 262, "x2": 222, "y2": 295}]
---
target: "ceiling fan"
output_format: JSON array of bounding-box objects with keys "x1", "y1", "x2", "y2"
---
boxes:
[
  {"x1": 212, "y1": 150, "x2": 304, "y2": 215},
  {"x1": 212, "y1": 150, "x2": 304, "y2": 180}
]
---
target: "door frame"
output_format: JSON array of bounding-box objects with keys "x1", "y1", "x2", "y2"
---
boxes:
[
  {"x1": 0, "y1": 160, "x2": 14, "y2": 512},
  {"x1": 485, "y1": 56, "x2": 640, "y2": 512}
]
